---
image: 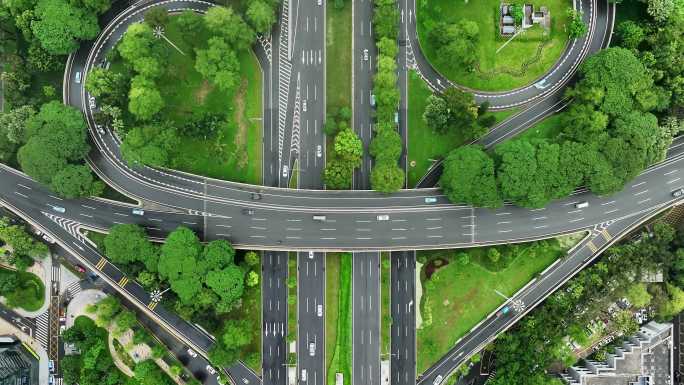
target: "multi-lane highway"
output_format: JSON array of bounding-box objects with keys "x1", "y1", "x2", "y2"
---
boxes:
[
  {"x1": 297, "y1": 252, "x2": 325, "y2": 385},
  {"x1": 262, "y1": 251, "x2": 288, "y2": 385},
  {"x1": 352, "y1": 252, "x2": 381, "y2": 385}
]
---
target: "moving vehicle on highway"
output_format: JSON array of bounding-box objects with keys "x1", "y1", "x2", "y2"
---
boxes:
[
  {"x1": 309, "y1": 342, "x2": 316, "y2": 356},
  {"x1": 377, "y1": 214, "x2": 389, "y2": 221},
  {"x1": 575, "y1": 201, "x2": 589, "y2": 209},
  {"x1": 206, "y1": 365, "x2": 217, "y2": 375},
  {"x1": 433, "y1": 375, "x2": 443, "y2": 385},
  {"x1": 187, "y1": 348, "x2": 197, "y2": 358},
  {"x1": 52, "y1": 206, "x2": 66, "y2": 213},
  {"x1": 496, "y1": 306, "x2": 511, "y2": 317},
  {"x1": 672, "y1": 188, "x2": 684, "y2": 197},
  {"x1": 132, "y1": 208, "x2": 144, "y2": 216}
]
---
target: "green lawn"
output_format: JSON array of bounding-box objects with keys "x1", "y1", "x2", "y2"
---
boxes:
[
  {"x1": 326, "y1": 253, "x2": 352, "y2": 385},
  {"x1": 326, "y1": 0, "x2": 352, "y2": 112},
  {"x1": 0, "y1": 268, "x2": 45, "y2": 311},
  {"x1": 228, "y1": 261, "x2": 262, "y2": 373},
  {"x1": 416, "y1": 0, "x2": 571, "y2": 90},
  {"x1": 517, "y1": 112, "x2": 564, "y2": 141},
  {"x1": 416, "y1": 240, "x2": 565, "y2": 372},
  {"x1": 381, "y1": 252, "x2": 391, "y2": 356},
  {"x1": 113, "y1": 16, "x2": 263, "y2": 184},
  {"x1": 407, "y1": 71, "x2": 519, "y2": 187}
]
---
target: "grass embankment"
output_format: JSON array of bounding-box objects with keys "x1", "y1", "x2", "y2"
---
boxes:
[
  {"x1": 112, "y1": 16, "x2": 262, "y2": 184},
  {"x1": 325, "y1": 0, "x2": 352, "y2": 166},
  {"x1": 288, "y1": 253, "x2": 298, "y2": 365},
  {"x1": 406, "y1": 72, "x2": 519, "y2": 187},
  {"x1": 416, "y1": 0, "x2": 570, "y2": 91},
  {"x1": 416, "y1": 238, "x2": 572, "y2": 371},
  {"x1": 518, "y1": 113, "x2": 564, "y2": 141},
  {"x1": 381, "y1": 252, "x2": 391, "y2": 356},
  {"x1": 0, "y1": 268, "x2": 45, "y2": 311},
  {"x1": 326, "y1": 253, "x2": 352, "y2": 385}
]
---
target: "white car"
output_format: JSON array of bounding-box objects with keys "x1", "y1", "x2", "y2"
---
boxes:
[
  {"x1": 75, "y1": 71, "x2": 82, "y2": 84},
  {"x1": 301, "y1": 369, "x2": 307, "y2": 382},
  {"x1": 52, "y1": 206, "x2": 66, "y2": 214},
  {"x1": 424, "y1": 197, "x2": 437, "y2": 203},
  {"x1": 42, "y1": 234, "x2": 55, "y2": 244},
  {"x1": 672, "y1": 188, "x2": 684, "y2": 197},
  {"x1": 316, "y1": 145, "x2": 322, "y2": 158},
  {"x1": 317, "y1": 0, "x2": 321, "y2": 4},
  {"x1": 317, "y1": 304, "x2": 323, "y2": 317},
  {"x1": 303, "y1": 100, "x2": 307, "y2": 112},
  {"x1": 95, "y1": 124, "x2": 105, "y2": 135},
  {"x1": 433, "y1": 375, "x2": 443, "y2": 385},
  {"x1": 363, "y1": 49, "x2": 369, "y2": 61},
  {"x1": 187, "y1": 348, "x2": 197, "y2": 358},
  {"x1": 89, "y1": 96, "x2": 96, "y2": 109},
  {"x1": 309, "y1": 342, "x2": 316, "y2": 356},
  {"x1": 132, "y1": 208, "x2": 145, "y2": 216},
  {"x1": 282, "y1": 165, "x2": 289, "y2": 178},
  {"x1": 377, "y1": 214, "x2": 389, "y2": 221},
  {"x1": 308, "y1": 251, "x2": 314, "y2": 259},
  {"x1": 206, "y1": 365, "x2": 217, "y2": 375},
  {"x1": 534, "y1": 79, "x2": 549, "y2": 90}
]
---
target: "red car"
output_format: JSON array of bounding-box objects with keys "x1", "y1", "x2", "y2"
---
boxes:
[{"x1": 75, "y1": 264, "x2": 86, "y2": 273}]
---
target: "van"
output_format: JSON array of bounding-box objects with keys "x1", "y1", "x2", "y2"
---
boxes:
[
  {"x1": 301, "y1": 369, "x2": 307, "y2": 382},
  {"x1": 575, "y1": 201, "x2": 589, "y2": 209},
  {"x1": 313, "y1": 215, "x2": 326, "y2": 221}
]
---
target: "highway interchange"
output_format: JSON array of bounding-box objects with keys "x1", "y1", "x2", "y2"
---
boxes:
[{"x1": 0, "y1": 0, "x2": 680, "y2": 384}]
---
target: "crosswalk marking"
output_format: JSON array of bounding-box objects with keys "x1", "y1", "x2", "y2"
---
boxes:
[
  {"x1": 118, "y1": 276, "x2": 129, "y2": 287},
  {"x1": 34, "y1": 312, "x2": 49, "y2": 350},
  {"x1": 587, "y1": 241, "x2": 598, "y2": 253},
  {"x1": 96, "y1": 258, "x2": 107, "y2": 270}
]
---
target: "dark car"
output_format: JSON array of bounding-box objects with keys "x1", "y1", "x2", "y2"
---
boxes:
[
  {"x1": 75, "y1": 264, "x2": 86, "y2": 273},
  {"x1": 251, "y1": 193, "x2": 262, "y2": 200}
]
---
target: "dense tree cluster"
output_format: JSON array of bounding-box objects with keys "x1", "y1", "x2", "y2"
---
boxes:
[
  {"x1": 11, "y1": 101, "x2": 104, "y2": 197},
  {"x1": 489, "y1": 222, "x2": 684, "y2": 385},
  {"x1": 427, "y1": 20, "x2": 479, "y2": 71},
  {"x1": 323, "y1": 106, "x2": 363, "y2": 189},
  {"x1": 439, "y1": 47, "x2": 681, "y2": 208},
  {"x1": 423, "y1": 87, "x2": 495, "y2": 141},
  {"x1": 0, "y1": 216, "x2": 47, "y2": 270},
  {"x1": 566, "y1": 8, "x2": 588, "y2": 38},
  {"x1": 368, "y1": 1, "x2": 404, "y2": 193}
]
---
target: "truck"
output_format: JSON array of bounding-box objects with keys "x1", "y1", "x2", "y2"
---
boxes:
[{"x1": 496, "y1": 305, "x2": 510, "y2": 317}]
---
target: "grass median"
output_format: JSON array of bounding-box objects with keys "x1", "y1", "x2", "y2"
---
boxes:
[
  {"x1": 326, "y1": 253, "x2": 352, "y2": 385},
  {"x1": 416, "y1": 234, "x2": 583, "y2": 372},
  {"x1": 0, "y1": 268, "x2": 45, "y2": 312}
]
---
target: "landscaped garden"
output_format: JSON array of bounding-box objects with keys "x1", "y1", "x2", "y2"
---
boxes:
[
  {"x1": 94, "y1": 8, "x2": 263, "y2": 184},
  {"x1": 416, "y1": 0, "x2": 571, "y2": 91},
  {"x1": 0, "y1": 268, "x2": 45, "y2": 311},
  {"x1": 416, "y1": 234, "x2": 583, "y2": 371}
]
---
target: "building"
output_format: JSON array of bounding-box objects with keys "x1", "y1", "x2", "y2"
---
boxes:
[
  {"x1": 0, "y1": 335, "x2": 39, "y2": 385},
  {"x1": 559, "y1": 321, "x2": 673, "y2": 385},
  {"x1": 500, "y1": 3, "x2": 550, "y2": 36}
]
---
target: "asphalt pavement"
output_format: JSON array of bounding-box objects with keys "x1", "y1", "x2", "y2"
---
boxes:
[
  {"x1": 262, "y1": 251, "x2": 288, "y2": 385},
  {"x1": 297, "y1": 252, "x2": 326, "y2": 385},
  {"x1": 390, "y1": 251, "x2": 416, "y2": 385},
  {"x1": 352, "y1": 252, "x2": 381, "y2": 385}
]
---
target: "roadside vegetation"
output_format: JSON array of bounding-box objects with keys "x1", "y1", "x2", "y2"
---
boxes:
[
  {"x1": 326, "y1": 253, "x2": 352, "y2": 385},
  {"x1": 407, "y1": 72, "x2": 518, "y2": 187},
  {"x1": 416, "y1": 0, "x2": 572, "y2": 91},
  {"x1": 99, "y1": 224, "x2": 262, "y2": 370},
  {"x1": 416, "y1": 236, "x2": 578, "y2": 371},
  {"x1": 0, "y1": 268, "x2": 45, "y2": 311},
  {"x1": 488, "y1": 221, "x2": 684, "y2": 385},
  {"x1": 368, "y1": 0, "x2": 404, "y2": 192},
  {"x1": 323, "y1": 107, "x2": 362, "y2": 189}
]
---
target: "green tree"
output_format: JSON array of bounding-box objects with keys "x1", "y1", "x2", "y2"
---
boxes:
[
  {"x1": 69, "y1": 0, "x2": 111, "y2": 14},
  {"x1": 203, "y1": 6, "x2": 255, "y2": 50},
  {"x1": 221, "y1": 318, "x2": 252, "y2": 349},
  {"x1": 246, "y1": 270, "x2": 259, "y2": 287},
  {"x1": 422, "y1": 94, "x2": 449, "y2": 133},
  {"x1": 134, "y1": 360, "x2": 174, "y2": 385},
  {"x1": 103, "y1": 224, "x2": 158, "y2": 270},
  {"x1": 128, "y1": 75, "x2": 164, "y2": 121},
  {"x1": 244, "y1": 251, "x2": 260, "y2": 267},
  {"x1": 324, "y1": 159, "x2": 352, "y2": 189},
  {"x1": 370, "y1": 161, "x2": 404, "y2": 193},
  {"x1": 50, "y1": 164, "x2": 104, "y2": 198},
  {"x1": 31, "y1": 0, "x2": 100, "y2": 54},
  {"x1": 440, "y1": 145, "x2": 501, "y2": 207},
  {"x1": 625, "y1": 283, "x2": 652, "y2": 308},
  {"x1": 201, "y1": 239, "x2": 234, "y2": 271},
  {"x1": 442, "y1": 87, "x2": 485, "y2": 140},
  {"x1": 195, "y1": 37, "x2": 241, "y2": 93},
  {"x1": 157, "y1": 227, "x2": 203, "y2": 304},
  {"x1": 205, "y1": 264, "x2": 245, "y2": 311},
  {"x1": 566, "y1": 8, "x2": 587, "y2": 38},
  {"x1": 616, "y1": 21, "x2": 644, "y2": 49},
  {"x1": 369, "y1": 128, "x2": 402, "y2": 163},
  {"x1": 246, "y1": 0, "x2": 275, "y2": 33},
  {"x1": 646, "y1": 0, "x2": 675, "y2": 21},
  {"x1": 117, "y1": 22, "x2": 164, "y2": 78},
  {"x1": 120, "y1": 124, "x2": 179, "y2": 167},
  {"x1": 373, "y1": 0, "x2": 399, "y2": 40},
  {"x1": 25, "y1": 101, "x2": 89, "y2": 161},
  {"x1": 0, "y1": 274, "x2": 19, "y2": 293},
  {"x1": 114, "y1": 309, "x2": 137, "y2": 334},
  {"x1": 429, "y1": 20, "x2": 479, "y2": 70},
  {"x1": 17, "y1": 138, "x2": 67, "y2": 184},
  {"x1": 84, "y1": 67, "x2": 127, "y2": 106},
  {"x1": 26, "y1": 43, "x2": 62, "y2": 72},
  {"x1": 333, "y1": 128, "x2": 363, "y2": 166},
  {"x1": 0, "y1": 105, "x2": 35, "y2": 144},
  {"x1": 144, "y1": 7, "x2": 168, "y2": 27}
]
